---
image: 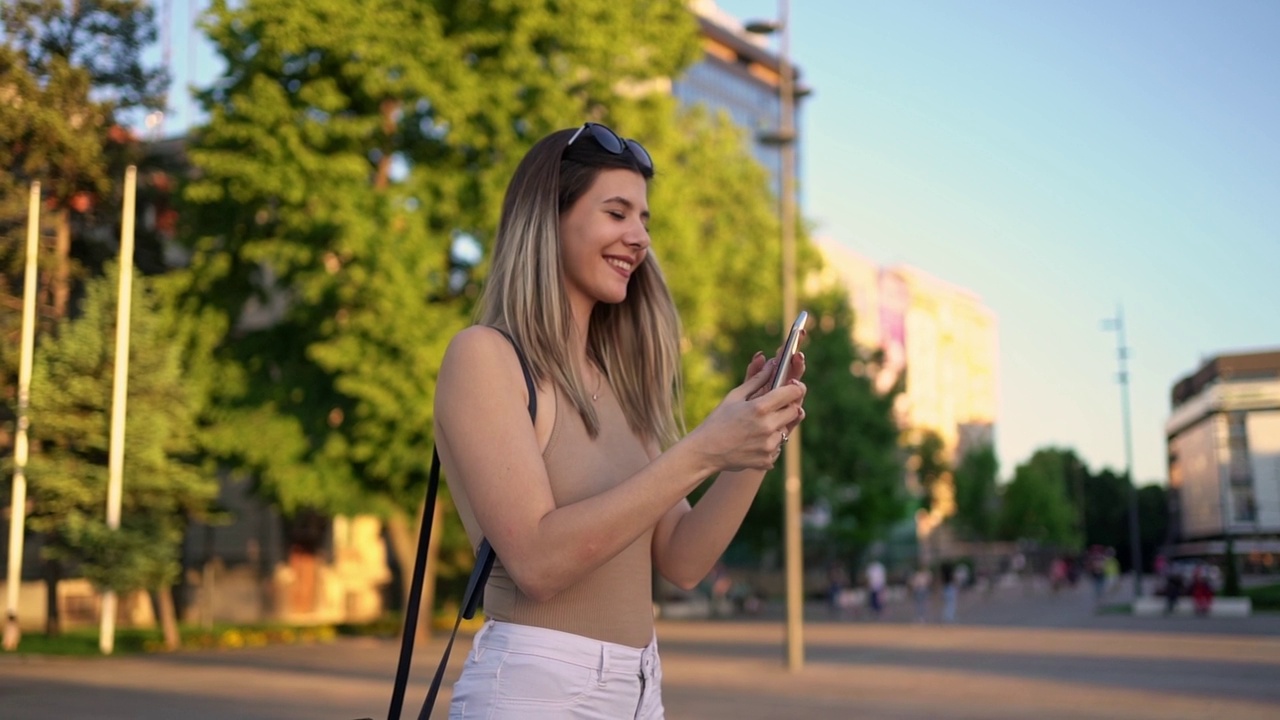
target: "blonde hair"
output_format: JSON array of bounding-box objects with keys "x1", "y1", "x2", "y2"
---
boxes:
[{"x1": 477, "y1": 128, "x2": 684, "y2": 447}]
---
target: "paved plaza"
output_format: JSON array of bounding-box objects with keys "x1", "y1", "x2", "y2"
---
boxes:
[{"x1": 2, "y1": 580, "x2": 1279, "y2": 719}]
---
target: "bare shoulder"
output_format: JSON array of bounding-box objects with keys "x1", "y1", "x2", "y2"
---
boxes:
[
  {"x1": 438, "y1": 326, "x2": 526, "y2": 405},
  {"x1": 443, "y1": 325, "x2": 513, "y2": 366}
]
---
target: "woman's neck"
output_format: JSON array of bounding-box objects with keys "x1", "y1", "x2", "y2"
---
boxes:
[{"x1": 567, "y1": 292, "x2": 595, "y2": 365}]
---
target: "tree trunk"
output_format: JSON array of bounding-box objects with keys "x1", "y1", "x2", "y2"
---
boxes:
[
  {"x1": 387, "y1": 501, "x2": 442, "y2": 641},
  {"x1": 153, "y1": 585, "x2": 180, "y2": 650},
  {"x1": 386, "y1": 508, "x2": 415, "y2": 604},
  {"x1": 43, "y1": 557, "x2": 61, "y2": 637},
  {"x1": 423, "y1": 501, "x2": 443, "y2": 636},
  {"x1": 52, "y1": 210, "x2": 70, "y2": 320}
]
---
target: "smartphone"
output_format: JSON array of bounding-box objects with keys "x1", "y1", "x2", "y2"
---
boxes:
[{"x1": 770, "y1": 310, "x2": 808, "y2": 391}]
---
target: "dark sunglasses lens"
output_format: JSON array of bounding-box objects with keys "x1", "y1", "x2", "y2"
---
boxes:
[
  {"x1": 587, "y1": 123, "x2": 624, "y2": 154},
  {"x1": 625, "y1": 140, "x2": 653, "y2": 171}
]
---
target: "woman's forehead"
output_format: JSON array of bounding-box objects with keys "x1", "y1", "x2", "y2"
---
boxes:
[{"x1": 584, "y1": 169, "x2": 648, "y2": 208}]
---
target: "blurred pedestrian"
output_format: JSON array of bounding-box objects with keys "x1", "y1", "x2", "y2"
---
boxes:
[
  {"x1": 1190, "y1": 566, "x2": 1214, "y2": 616},
  {"x1": 910, "y1": 565, "x2": 931, "y2": 622},
  {"x1": 1050, "y1": 556, "x2": 1068, "y2": 592},
  {"x1": 1163, "y1": 566, "x2": 1185, "y2": 615},
  {"x1": 1103, "y1": 550, "x2": 1120, "y2": 595},
  {"x1": 866, "y1": 559, "x2": 887, "y2": 619},
  {"x1": 827, "y1": 561, "x2": 850, "y2": 617},
  {"x1": 436, "y1": 122, "x2": 808, "y2": 719},
  {"x1": 940, "y1": 561, "x2": 958, "y2": 623},
  {"x1": 1087, "y1": 546, "x2": 1107, "y2": 605}
]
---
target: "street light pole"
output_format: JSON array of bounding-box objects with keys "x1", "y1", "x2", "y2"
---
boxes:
[
  {"x1": 747, "y1": 0, "x2": 803, "y2": 672},
  {"x1": 775, "y1": 0, "x2": 804, "y2": 674},
  {"x1": 1103, "y1": 305, "x2": 1143, "y2": 599},
  {"x1": 3, "y1": 182, "x2": 41, "y2": 652},
  {"x1": 100, "y1": 166, "x2": 138, "y2": 655}
]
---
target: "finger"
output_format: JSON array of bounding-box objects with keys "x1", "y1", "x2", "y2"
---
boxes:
[
  {"x1": 744, "y1": 351, "x2": 768, "y2": 382},
  {"x1": 731, "y1": 356, "x2": 776, "y2": 401},
  {"x1": 784, "y1": 406, "x2": 806, "y2": 434},
  {"x1": 786, "y1": 351, "x2": 807, "y2": 383},
  {"x1": 755, "y1": 378, "x2": 806, "y2": 413}
]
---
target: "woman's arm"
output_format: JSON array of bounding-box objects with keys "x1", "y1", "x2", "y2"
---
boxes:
[
  {"x1": 651, "y1": 353, "x2": 808, "y2": 589},
  {"x1": 435, "y1": 327, "x2": 800, "y2": 602}
]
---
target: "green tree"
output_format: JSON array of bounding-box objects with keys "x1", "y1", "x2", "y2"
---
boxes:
[
  {"x1": 952, "y1": 442, "x2": 998, "y2": 541},
  {"x1": 2, "y1": 1, "x2": 169, "y2": 506},
  {"x1": 912, "y1": 429, "x2": 949, "y2": 513},
  {"x1": 0, "y1": 0, "x2": 167, "y2": 324},
  {"x1": 729, "y1": 288, "x2": 905, "y2": 565},
  {"x1": 998, "y1": 447, "x2": 1082, "y2": 550},
  {"x1": 180, "y1": 0, "x2": 819, "y2": 620},
  {"x1": 23, "y1": 266, "x2": 217, "y2": 644},
  {"x1": 1136, "y1": 483, "x2": 1169, "y2": 574},
  {"x1": 1081, "y1": 467, "x2": 1128, "y2": 550},
  {"x1": 645, "y1": 106, "x2": 789, "y2": 425}
]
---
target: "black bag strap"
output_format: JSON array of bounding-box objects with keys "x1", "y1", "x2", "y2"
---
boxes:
[{"x1": 387, "y1": 328, "x2": 536, "y2": 720}]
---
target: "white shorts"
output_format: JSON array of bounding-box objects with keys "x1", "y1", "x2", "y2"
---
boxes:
[{"x1": 448, "y1": 619, "x2": 664, "y2": 719}]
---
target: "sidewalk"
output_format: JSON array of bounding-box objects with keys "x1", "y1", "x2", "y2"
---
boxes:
[{"x1": 2, "y1": 581, "x2": 1278, "y2": 719}]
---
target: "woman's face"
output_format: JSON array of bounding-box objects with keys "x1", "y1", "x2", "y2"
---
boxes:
[{"x1": 559, "y1": 168, "x2": 651, "y2": 310}]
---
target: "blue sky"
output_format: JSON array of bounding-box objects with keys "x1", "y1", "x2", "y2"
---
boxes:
[
  {"x1": 717, "y1": 0, "x2": 1280, "y2": 485},
  {"x1": 158, "y1": 1, "x2": 1279, "y2": 485}
]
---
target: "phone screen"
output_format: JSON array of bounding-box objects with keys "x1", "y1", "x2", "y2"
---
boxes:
[{"x1": 770, "y1": 310, "x2": 808, "y2": 391}]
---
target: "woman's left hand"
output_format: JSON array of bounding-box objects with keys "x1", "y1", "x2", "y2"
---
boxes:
[{"x1": 744, "y1": 340, "x2": 808, "y2": 436}]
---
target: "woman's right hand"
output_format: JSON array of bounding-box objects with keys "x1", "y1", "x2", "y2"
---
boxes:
[{"x1": 688, "y1": 354, "x2": 807, "y2": 472}]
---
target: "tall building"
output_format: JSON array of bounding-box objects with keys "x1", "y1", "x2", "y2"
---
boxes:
[
  {"x1": 887, "y1": 264, "x2": 999, "y2": 459},
  {"x1": 810, "y1": 237, "x2": 999, "y2": 558},
  {"x1": 1165, "y1": 349, "x2": 1280, "y2": 563},
  {"x1": 810, "y1": 236, "x2": 1000, "y2": 460},
  {"x1": 677, "y1": 0, "x2": 807, "y2": 199}
]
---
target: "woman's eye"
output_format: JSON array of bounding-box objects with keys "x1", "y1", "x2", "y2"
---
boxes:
[{"x1": 608, "y1": 211, "x2": 625, "y2": 220}]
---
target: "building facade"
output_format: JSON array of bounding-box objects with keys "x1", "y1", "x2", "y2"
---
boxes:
[
  {"x1": 810, "y1": 237, "x2": 1000, "y2": 461},
  {"x1": 809, "y1": 236, "x2": 1000, "y2": 561},
  {"x1": 676, "y1": 0, "x2": 806, "y2": 199},
  {"x1": 1166, "y1": 349, "x2": 1280, "y2": 564}
]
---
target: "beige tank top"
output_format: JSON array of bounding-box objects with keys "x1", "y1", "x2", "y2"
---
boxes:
[{"x1": 458, "y1": 383, "x2": 656, "y2": 648}]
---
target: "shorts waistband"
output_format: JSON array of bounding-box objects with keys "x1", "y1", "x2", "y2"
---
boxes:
[{"x1": 475, "y1": 620, "x2": 658, "y2": 678}]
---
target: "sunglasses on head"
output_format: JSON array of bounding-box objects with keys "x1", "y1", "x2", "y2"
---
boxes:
[{"x1": 566, "y1": 122, "x2": 653, "y2": 173}]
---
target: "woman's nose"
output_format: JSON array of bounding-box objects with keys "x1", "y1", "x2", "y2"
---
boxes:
[{"x1": 625, "y1": 226, "x2": 650, "y2": 250}]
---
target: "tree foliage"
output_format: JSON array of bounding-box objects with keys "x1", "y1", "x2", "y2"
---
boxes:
[
  {"x1": 23, "y1": 266, "x2": 217, "y2": 596},
  {"x1": 182, "y1": 0, "x2": 699, "y2": 509},
  {"x1": 2, "y1": 0, "x2": 168, "y2": 428},
  {"x1": 994, "y1": 445, "x2": 1171, "y2": 571},
  {"x1": 952, "y1": 442, "x2": 998, "y2": 541},
  {"x1": 0, "y1": 0, "x2": 164, "y2": 208},
  {"x1": 998, "y1": 447, "x2": 1082, "y2": 550},
  {"x1": 729, "y1": 288, "x2": 905, "y2": 563},
  {"x1": 912, "y1": 429, "x2": 949, "y2": 513}
]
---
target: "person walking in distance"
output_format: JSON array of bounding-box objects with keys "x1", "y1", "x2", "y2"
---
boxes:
[
  {"x1": 910, "y1": 564, "x2": 931, "y2": 623},
  {"x1": 940, "y1": 560, "x2": 958, "y2": 623},
  {"x1": 865, "y1": 559, "x2": 887, "y2": 620}
]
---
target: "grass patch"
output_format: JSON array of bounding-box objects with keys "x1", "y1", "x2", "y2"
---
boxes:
[
  {"x1": 1243, "y1": 582, "x2": 1280, "y2": 612},
  {"x1": 6, "y1": 627, "x2": 158, "y2": 656},
  {"x1": 336, "y1": 612, "x2": 402, "y2": 638},
  {"x1": 1095, "y1": 602, "x2": 1131, "y2": 615},
  {"x1": 5, "y1": 622, "x2": 338, "y2": 657}
]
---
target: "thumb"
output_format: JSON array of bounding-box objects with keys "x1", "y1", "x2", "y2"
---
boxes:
[{"x1": 732, "y1": 356, "x2": 775, "y2": 401}]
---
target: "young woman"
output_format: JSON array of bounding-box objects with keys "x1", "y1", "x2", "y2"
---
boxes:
[{"x1": 434, "y1": 122, "x2": 807, "y2": 719}]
